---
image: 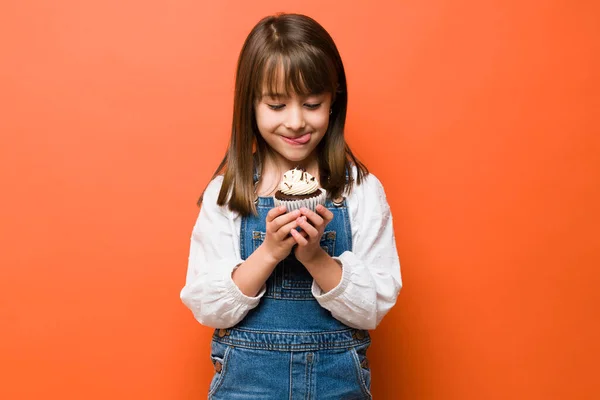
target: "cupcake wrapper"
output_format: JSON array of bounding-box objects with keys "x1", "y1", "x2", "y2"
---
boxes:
[{"x1": 273, "y1": 190, "x2": 327, "y2": 213}]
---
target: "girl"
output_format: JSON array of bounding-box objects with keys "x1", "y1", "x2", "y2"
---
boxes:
[{"x1": 181, "y1": 13, "x2": 402, "y2": 399}]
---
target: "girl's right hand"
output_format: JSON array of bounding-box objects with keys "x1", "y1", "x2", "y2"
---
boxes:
[{"x1": 261, "y1": 206, "x2": 305, "y2": 264}]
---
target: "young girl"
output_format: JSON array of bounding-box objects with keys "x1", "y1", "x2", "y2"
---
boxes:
[{"x1": 181, "y1": 13, "x2": 402, "y2": 399}]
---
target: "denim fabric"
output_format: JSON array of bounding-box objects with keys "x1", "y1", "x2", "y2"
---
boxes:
[{"x1": 209, "y1": 175, "x2": 372, "y2": 399}]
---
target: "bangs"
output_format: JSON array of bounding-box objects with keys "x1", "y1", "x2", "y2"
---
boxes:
[{"x1": 256, "y1": 48, "x2": 338, "y2": 99}]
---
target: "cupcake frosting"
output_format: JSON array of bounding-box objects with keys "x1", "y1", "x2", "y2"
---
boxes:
[{"x1": 279, "y1": 168, "x2": 320, "y2": 195}]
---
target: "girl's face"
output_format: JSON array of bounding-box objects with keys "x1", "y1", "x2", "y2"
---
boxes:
[{"x1": 255, "y1": 89, "x2": 332, "y2": 169}]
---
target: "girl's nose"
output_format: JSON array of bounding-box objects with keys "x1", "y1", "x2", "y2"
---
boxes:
[{"x1": 283, "y1": 106, "x2": 306, "y2": 131}]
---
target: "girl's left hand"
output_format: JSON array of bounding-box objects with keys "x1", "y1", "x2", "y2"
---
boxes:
[{"x1": 290, "y1": 204, "x2": 334, "y2": 264}]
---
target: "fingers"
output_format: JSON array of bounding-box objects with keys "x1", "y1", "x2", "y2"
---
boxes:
[
  {"x1": 268, "y1": 208, "x2": 301, "y2": 232},
  {"x1": 315, "y1": 204, "x2": 334, "y2": 223},
  {"x1": 274, "y1": 218, "x2": 303, "y2": 241},
  {"x1": 266, "y1": 205, "x2": 287, "y2": 223},
  {"x1": 296, "y1": 215, "x2": 319, "y2": 239},
  {"x1": 299, "y1": 205, "x2": 333, "y2": 227},
  {"x1": 298, "y1": 208, "x2": 322, "y2": 226},
  {"x1": 290, "y1": 228, "x2": 309, "y2": 246}
]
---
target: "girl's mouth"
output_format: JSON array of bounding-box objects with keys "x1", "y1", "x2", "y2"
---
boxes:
[{"x1": 281, "y1": 133, "x2": 311, "y2": 145}]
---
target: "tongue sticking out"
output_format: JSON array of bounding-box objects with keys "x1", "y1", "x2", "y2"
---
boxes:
[{"x1": 289, "y1": 133, "x2": 311, "y2": 144}]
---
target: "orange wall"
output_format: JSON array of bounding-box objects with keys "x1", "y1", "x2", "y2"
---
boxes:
[{"x1": 1, "y1": 1, "x2": 598, "y2": 399}]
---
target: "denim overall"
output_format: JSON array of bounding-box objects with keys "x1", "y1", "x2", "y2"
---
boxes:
[{"x1": 208, "y1": 173, "x2": 372, "y2": 399}]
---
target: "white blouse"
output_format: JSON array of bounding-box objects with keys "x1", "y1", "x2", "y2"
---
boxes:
[{"x1": 180, "y1": 169, "x2": 402, "y2": 330}]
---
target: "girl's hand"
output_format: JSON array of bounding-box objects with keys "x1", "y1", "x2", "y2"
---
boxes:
[
  {"x1": 261, "y1": 206, "x2": 306, "y2": 264},
  {"x1": 290, "y1": 205, "x2": 334, "y2": 264}
]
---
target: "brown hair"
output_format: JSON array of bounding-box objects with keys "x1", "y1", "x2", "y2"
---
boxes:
[{"x1": 200, "y1": 13, "x2": 368, "y2": 215}]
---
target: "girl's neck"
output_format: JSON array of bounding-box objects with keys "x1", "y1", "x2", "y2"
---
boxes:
[{"x1": 263, "y1": 152, "x2": 319, "y2": 176}]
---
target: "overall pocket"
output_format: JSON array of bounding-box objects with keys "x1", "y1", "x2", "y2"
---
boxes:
[
  {"x1": 208, "y1": 340, "x2": 233, "y2": 398},
  {"x1": 350, "y1": 341, "x2": 373, "y2": 399},
  {"x1": 319, "y1": 230, "x2": 337, "y2": 256},
  {"x1": 281, "y1": 253, "x2": 313, "y2": 291},
  {"x1": 252, "y1": 230, "x2": 338, "y2": 295}
]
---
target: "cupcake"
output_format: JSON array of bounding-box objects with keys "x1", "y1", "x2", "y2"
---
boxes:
[{"x1": 273, "y1": 167, "x2": 326, "y2": 212}]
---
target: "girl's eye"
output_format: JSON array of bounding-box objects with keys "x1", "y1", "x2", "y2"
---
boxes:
[
  {"x1": 267, "y1": 104, "x2": 285, "y2": 110},
  {"x1": 304, "y1": 103, "x2": 322, "y2": 110}
]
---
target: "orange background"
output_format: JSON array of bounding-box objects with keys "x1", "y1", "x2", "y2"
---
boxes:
[{"x1": 1, "y1": 0, "x2": 598, "y2": 399}]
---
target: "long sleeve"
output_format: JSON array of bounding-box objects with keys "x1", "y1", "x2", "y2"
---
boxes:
[
  {"x1": 180, "y1": 177, "x2": 265, "y2": 329},
  {"x1": 311, "y1": 172, "x2": 402, "y2": 330}
]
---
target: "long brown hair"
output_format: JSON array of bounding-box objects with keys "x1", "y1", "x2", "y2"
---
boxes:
[{"x1": 199, "y1": 13, "x2": 368, "y2": 215}]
